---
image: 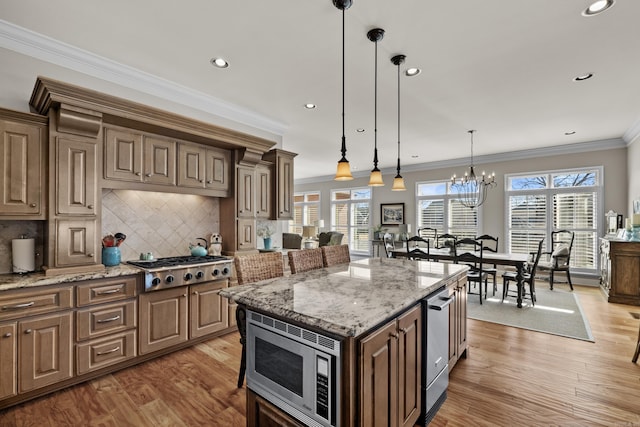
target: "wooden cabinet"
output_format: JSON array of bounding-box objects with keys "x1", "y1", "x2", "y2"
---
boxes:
[
  {"x1": 448, "y1": 276, "x2": 468, "y2": 370},
  {"x1": 0, "y1": 323, "x2": 17, "y2": 400},
  {"x1": 53, "y1": 218, "x2": 98, "y2": 267},
  {"x1": 247, "y1": 389, "x2": 306, "y2": 427},
  {"x1": 178, "y1": 142, "x2": 230, "y2": 193},
  {"x1": 0, "y1": 108, "x2": 47, "y2": 219},
  {"x1": 255, "y1": 164, "x2": 272, "y2": 219},
  {"x1": 262, "y1": 149, "x2": 296, "y2": 220},
  {"x1": 139, "y1": 287, "x2": 188, "y2": 355},
  {"x1": 237, "y1": 166, "x2": 256, "y2": 218},
  {"x1": 104, "y1": 128, "x2": 176, "y2": 186},
  {"x1": 237, "y1": 219, "x2": 257, "y2": 251},
  {"x1": 601, "y1": 238, "x2": 640, "y2": 305},
  {"x1": 56, "y1": 137, "x2": 97, "y2": 216},
  {"x1": 189, "y1": 281, "x2": 229, "y2": 339},
  {"x1": 360, "y1": 304, "x2": 421, "y2": 427}
]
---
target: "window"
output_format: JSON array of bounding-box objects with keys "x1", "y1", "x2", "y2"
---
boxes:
[
  {"x1": 416, "y1": 181, "x2": 479, "y2": 240},
  {"x1": 331, "y1": 188, "x2": 371, "y2": 253},
  {"x1": 506, "y1": 168, "x2": 601, "y2": 273},
  {"x1": 290, "y1": 191, "x2": 320, "y2": 235}
]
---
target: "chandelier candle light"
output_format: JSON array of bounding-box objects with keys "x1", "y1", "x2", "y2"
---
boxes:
[
  {"x1": 391, "y1": 54, "x2": 407, "y2": 191},
  {"x1": 368, "y1": 28, "x2": 385, "y2": 187},
  {"x1": 451, "y1": 130, "x2": 496, "y2": 208},
  {"x1": 334, "y1": 0, "x2": 354, "y2": 181}
]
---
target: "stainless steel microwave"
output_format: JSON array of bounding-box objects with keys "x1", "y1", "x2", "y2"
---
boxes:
[{"x1": 246, "y1": 310, "x2": 341, "y2": 427}]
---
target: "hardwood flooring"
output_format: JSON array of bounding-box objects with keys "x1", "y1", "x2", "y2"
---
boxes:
[{"x1": 1, "y1": 285, "x2": 639, "y2": 426}]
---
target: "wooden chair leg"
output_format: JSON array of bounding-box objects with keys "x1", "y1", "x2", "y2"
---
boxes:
[
  {"x1": 549, "y1": 270, "x2": 555, "y2": 290},
  {"x1": 566, "y1": 270, "x2": 574, "y2": 291},
  {"x1": 633, "y1": 323, "x2": 640, "y2": 364},
  {"x1": 502, "y1": 278, "x2": 509, "y2": 302},
  {"x1": 236, "y1": 306, "x2": 247, "y2": 388}
]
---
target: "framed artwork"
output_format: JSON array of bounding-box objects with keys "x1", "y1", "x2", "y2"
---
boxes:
[{"x1": 381, "y1": 203, "x2": 405, "y2": 226}]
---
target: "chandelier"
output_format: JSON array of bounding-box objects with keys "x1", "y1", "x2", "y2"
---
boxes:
[{"x1": 451, "y1": 130, "x2": 496, "y2": 208}]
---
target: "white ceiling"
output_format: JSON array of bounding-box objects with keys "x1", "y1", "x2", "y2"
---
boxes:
[{"x1": 1, "y1": 0, "x2": 639, "y2": 181}]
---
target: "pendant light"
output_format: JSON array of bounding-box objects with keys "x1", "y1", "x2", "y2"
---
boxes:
[
  {"x1": 451, "y1": 130, "x2": 496, "y2": 208},
  {"x1": 391, "y1": 54, "x2": 407, "y2": 191},
  {"x1": 367, "y1": 28, "x2": 385, "y2": 187},
  {"x1": 334, "y1": 0, "x2": 354, "y2": 181}
]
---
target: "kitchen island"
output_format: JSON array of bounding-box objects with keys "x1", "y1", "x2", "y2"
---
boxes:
[{"x1": 221, "y1": 257, "x2": 468, "y2": 427}]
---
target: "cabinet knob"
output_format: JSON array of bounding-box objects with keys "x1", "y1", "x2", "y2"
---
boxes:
[
  {"x1": 146, "y1": 173, "x2": 152, "y2": 177},
  {"x1": 193, "y1": 291, "x2": 199, "y2": 295},
  {"x1": 389, "y1": 332, "x2": 398, "y2": 339},
  {"x1": 239, "y1": 210, "x2": 243, "y2": 213},
  {"x1": 183, "y1": 293, "x2": 187, "y2": 297},
  {"x1": 30, "y1": 203, "x2": 37, "y2": 208},
  {"x1": 200, "y1": 179, "x2": 204, "y2": 183},
  {"x1": 24, "y1": 329, "x2": 32, "y2": 334},
  {"x1": 88, "y1": 253, "x2": 95, "y2": 258},
  {"x1": 3, "y1": 333, "x2": 11, "y2": 338},
  {"x1": 207, "y1": 180, "x2": 212, "y2": 184},
  {"x1": 136, "y1": 172, "x2": 141, "y2": 176},
  {"x1": 88, "y1": 204, "x2": 94, "y2": 209}
]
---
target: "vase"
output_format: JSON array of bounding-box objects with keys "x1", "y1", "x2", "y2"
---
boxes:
[
  {"x1": 263, "y1": 237, "x2": 272, "y2": 250},
  {"x1": 102, "y1": 246, "x2": 121, "y2": 267}
]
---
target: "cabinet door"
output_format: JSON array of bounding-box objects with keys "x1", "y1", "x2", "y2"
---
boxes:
[
  {"x1": 237, "y1": 219, "x2": 256, "y2": 251},
  {"x1": 19, "y1": 312, "x2": 72, "y2": 393},
  {"x1": 104, "y1": 128, "x2": 143, "y2": 182},
  {"x1": 247, "y1": 389, "x2": 306, "y2": 427},
  {"x1": 57, "y1": 137, "x2": 97, "y2": 215},
  {"x1": 55, "y1": 219, "x2": 98, "y2": 267},
  {"x1": 189, "y1": 281, "x2": 229, "y2": 339},
  {"x1": 237, "y1": 166, "x2": 255, "y2": 218},
  {"x1": 397, "y1": 306, "x2": 422, "y2": 427},
  {"x1": 0, "y1": 119, "x2": 44, "y2": 217},
  {"x1": 457, "y1": 279, "x2": 467, "y2": 356},
  {"x1": 0, "y1": 323, "x2": 17, "y2": 400},
  {"x1": 139, "y1": 288, "x2": 188, "y2": 355},
  {"x1": 177, "y1": 143, "x2": 205, "y2": 188},
  {"x1": 256, "y1": 165, "x2": 272, "y2": 218},
  {"x1": 205, "y1": 147, "x2": 231, "y2": 192},
  {"x1": 360, "y1": 319, "x2": 398, "y2": 427},
  {"x1": 143, "y1": 136, "x2": 176, "y2": 185},
  {"x1": 276, "y1": 155, "x2": 294, "y2": 220}
]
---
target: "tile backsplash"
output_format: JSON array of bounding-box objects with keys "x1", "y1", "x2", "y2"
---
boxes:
[
  {"x1": 101, "y1": 189, "x2": 220, "y2": 261},
  {"x1": 0, "y1": 221, "x2": 45, "y2": 274}
]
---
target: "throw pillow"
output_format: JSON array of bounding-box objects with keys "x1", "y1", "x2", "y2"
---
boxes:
[{"x1": 552, "y1": 244, "x2": 570, "y2": 258}]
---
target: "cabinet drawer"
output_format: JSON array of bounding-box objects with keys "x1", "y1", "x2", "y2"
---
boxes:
[
  {"x1": 76, "y1": 276, "x2": 138, "y2": 307},
  {"x1": 0, "y1": 286, "x2": 73, "y2": 322},
  {"x1": 76, "y1": 300, "x2": 137, "y2": 341},
  {"x1": 76, "y1": 330, "x2": 136, "y2": 375}
]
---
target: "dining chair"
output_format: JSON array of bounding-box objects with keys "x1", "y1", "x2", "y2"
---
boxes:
[
  {"x1": 435, "y1": 233, "x2": 457, "y2": 258},
  {"x1": 233, "y1": 251, "x2": 285, "y2": 388},
  {"x1": 382, "y1": 233, "x2": 395, "y2": 258},
  {"x1": 288, "y1": 248, "x2": 323, "y2": 274},
  {"x1": 502, "y1": 238, "x2": 544, "y2": 306},
  {"x1": 477, "y1": 234, "x2": 499, "y2": 295},
  {"x1": 455, "y1": 238, "x2": 487, "y2": 304},
  {"x1": 633, "y1": 321, "x2": 640, "y2": 363},
  {"x1": 538, "y1": 230, "x2": 574, "y2": 290},
  {"x1": 417, "y1": 227, "x2": 438, "y2": 247},
  {"x1": 321, "y1": 244, "x2": 351, "y2": 267},
  {"x1": 405, "y1": 235, "x2": 430, "y2": 261}
]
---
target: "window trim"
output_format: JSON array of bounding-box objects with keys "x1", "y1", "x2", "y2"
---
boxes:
[
  {"x1": 330, "y1": 186, "x2": 372, "y2": 255},
  {"x1": 290, "y1": 190, "x2": 321, "y2": 234}
]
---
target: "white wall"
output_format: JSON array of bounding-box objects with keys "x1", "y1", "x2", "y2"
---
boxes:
[
  {"x1": 628, "y1": 137, "x2": 640, "y2": 217},
  {"x1": 295, "y1": 146, "x2": 628, "y2": 252}
]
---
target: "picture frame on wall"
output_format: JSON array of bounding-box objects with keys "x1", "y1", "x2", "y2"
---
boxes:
[{"x1": 381, "y1": 203, "x2": 405, "y2": 226}]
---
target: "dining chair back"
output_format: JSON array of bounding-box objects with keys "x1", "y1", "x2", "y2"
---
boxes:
[
  {"x1": 455, "y1": 238, "x2": 487, "y2": 304},
  {"x1": 406, "y1": 235, "x2": 431, "y2": 261},
  {"x1": 288, "y1": 248, "x2": 324, "y2": 274},
  {"x1": 321, "y1": 244, "x2": 351, "y2": 266},
  {"x1": 435, "y1": 233, "x2": 457, "y2": 256},
  {"x1": 382, "y1": 233, "x2": 395, "y2": 258},
  {"x1": 476, "y1": 234, "x2": 499, "y2": 295},
  {"x1": 233, "y1": 251, "x2": 285, "y2": 388},
  {"x1": 538, "y1": 229, "x2": 574, "y2": 290},
  {"x1": 418, "y1": 227, "x2": 438, "y2": 246},
  {"x1": 502, "y1": 238, "x2": 544, "y2": 305}
]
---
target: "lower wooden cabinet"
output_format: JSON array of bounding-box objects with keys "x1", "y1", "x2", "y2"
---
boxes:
[
  {"x1": 76, "y1": 330, "x2": 136, "y2": 375},
  {"x1": 601, "y1": 239, "x2": 640, "y2": 305},
  {"x1": 360, "y1": 304, "x2": 422, "y2": 427},
  {"x1": 247, "y1": 389, "x2": 306, "y2": 427},
  {"x1": 190, "y1": 281, "x2": 229, "y2": 339},
  {"x1": 448, "y1": 276, "x2": 468, "y2": 370},
  {"x1": 0, "y1": 323, "x2": 17, "y2": 400}
]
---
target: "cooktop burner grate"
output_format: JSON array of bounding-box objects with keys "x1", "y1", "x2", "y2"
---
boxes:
[{"x1": 127, "y1": 255, "x2": 229, "y2": 269}]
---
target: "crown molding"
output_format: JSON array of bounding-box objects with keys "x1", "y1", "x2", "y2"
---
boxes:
[
  {"x1": 0, "y1": 19, "x2": 287, "y2": 136},
  {"x1": 623, "y1": 117, "x2": 640, "y2": 145},
  {"x1": 295, "y1": 137, "x2": 627, "y2": 185}
]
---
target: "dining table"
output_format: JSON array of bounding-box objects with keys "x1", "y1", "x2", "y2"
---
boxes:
[{"x1": 391, "y1": 246, "x2": 530, "y2": 308}]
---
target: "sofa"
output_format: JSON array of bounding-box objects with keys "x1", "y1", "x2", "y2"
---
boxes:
[
  {"x1": 282, "y1": 233, "x2": 303, "y2": 250},
  {"x1": 318, "y1": 231, "x2": 344, "y2": 247}
]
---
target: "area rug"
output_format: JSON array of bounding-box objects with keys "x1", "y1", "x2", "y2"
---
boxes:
[{"x1": 466, "y1": 284, "x2": 595, "y2": 342}]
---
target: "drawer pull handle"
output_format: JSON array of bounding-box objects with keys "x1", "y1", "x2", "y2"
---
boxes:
[
  {"x1": 97, "y1": 346, "x2": 121, "y2": 356},
  {"x1": 97, "y1": 315, "x2": 121, "y2": 323},
  {"x1": 2, "y1": 301, "x2": 35, "y2": 311},
  {"x1": 3, "y1": 333, "x2": 12, "y2": 338},
  {"x1": 96, "y1": 288, "x2": 122, "y2": 295}
]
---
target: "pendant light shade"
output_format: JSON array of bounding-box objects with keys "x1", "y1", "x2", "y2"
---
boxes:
[
  {"x1": 391, "y1": 54, "x2": 406, "y2": 191},
  {"x1": 333, "y1": 0, "x2": 354, "y2": 181},
  {"x1": 367, "y1": 28, "x2": 385, "y2": 187}
]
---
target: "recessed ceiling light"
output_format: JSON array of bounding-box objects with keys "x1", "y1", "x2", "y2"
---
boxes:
[
  {"x1": 405, "y1": 68, "x2": 421, "y2": 77},
  {"x1": 356, "y1": 128, "x2": 365, "y2": 133},
  {"x1": 582, "y1": 0, "x2": 615, "y2": 16},
  {"x1": 573, "y1": 73, "x2": 593, "y2": 81},
  {"x1": 210, "y1": 57, "x2": 229, "y2": 68},
  {"x1": 304, "y1": 103, "x2": 316, "y2": 109},
  {"x1": 565, "y1": 131, "x2": 576, "y2": 135}
]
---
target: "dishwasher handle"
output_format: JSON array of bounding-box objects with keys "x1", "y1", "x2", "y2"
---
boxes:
[{"x1": 428, "y1": 296, "x2": 453, "y2": 311}]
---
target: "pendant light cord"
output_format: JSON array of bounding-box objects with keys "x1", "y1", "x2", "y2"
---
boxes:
[
  {"x1": 341, "y1": 8, "x2": 346, "y2": 151},
  {"x1": 373, "y1": 36, "x2": 379, "y2": 167},
  {"x1": 396, "y1": 59, "x2": 401, "y2": 175}
]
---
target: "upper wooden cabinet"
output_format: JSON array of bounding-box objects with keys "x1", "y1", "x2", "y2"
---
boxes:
[
  {"x1": 237, "y1": 166, "x2": 256, "y2": 218},
  {"x1": 0, "y1": 108, "x2": 47, "y2": 219},
  {"x1": 255, "y1": 164, "x2": 272, "y2": 219},
  {"x1": 57, "y1": 137, "x2": 98, "y2": 216},
  {"x1": 262, "y1": 149, "x2": 296, "y2": 220},
  {"x1": 177, "y1": 142, "x2": 230, "y2": 193}
]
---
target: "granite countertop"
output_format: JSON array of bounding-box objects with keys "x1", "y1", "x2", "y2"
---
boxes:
[
  {"x1": 220, "y1": 257, "x2": 467, "y2": 338},
  {"x1": 0, "y1": 264, "x2": 142, "y2": 292}
]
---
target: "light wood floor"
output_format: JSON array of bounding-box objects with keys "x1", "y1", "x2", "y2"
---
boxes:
[{"x1": 1, "y1": 285, "x2": 639, "y2": 426}]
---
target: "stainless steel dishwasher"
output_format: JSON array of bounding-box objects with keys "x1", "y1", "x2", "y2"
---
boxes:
[{"x1": 422, "y1": 286, "x2": 453, "y2": 425}]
